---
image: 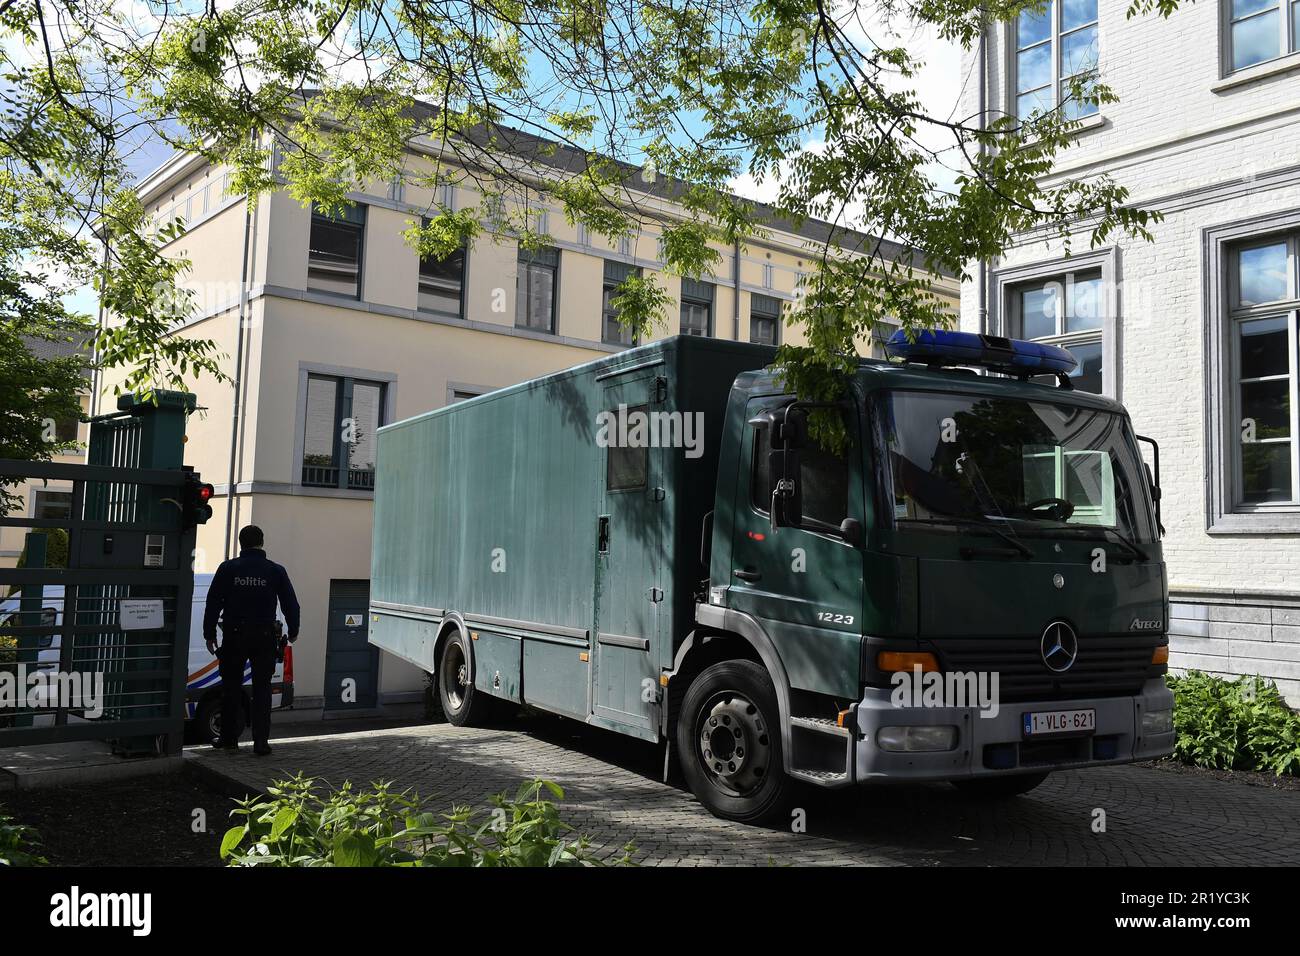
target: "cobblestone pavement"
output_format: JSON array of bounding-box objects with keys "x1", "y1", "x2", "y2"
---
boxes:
[{"x1": 186, "y1": 717, "x2": 1300, "y2": 867}]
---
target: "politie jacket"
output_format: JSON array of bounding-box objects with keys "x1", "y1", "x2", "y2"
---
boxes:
[{"x1": 202, "y1": 548, "x2": 301, "y2": 643}]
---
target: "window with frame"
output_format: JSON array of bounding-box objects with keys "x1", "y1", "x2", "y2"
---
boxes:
[
  {"x1": 307, "y1": 203, "x2": 365, "y2": 298},
  {"x1": 1009, "y1": 269, "x2": 1105, "y2": 393},
  {"x1": 1229, "y1": 236, "x2": 1299, "y2": 505},
  {"x1": 301, "y1": 374, "x2": 387, "y2": 491},
  {"x1": 32, "y1": 490, "x2": 73, "y2": 521},
  {"x1": 602, "y1": 260, "x2": 639, "y2": 346},
  {"x1": 1228, "y1": 0, "x2": 1300, "y2": 72},
  {"x1": 418, "y1": 220, "x2": 466, "y2": 318},
  {"x1": 606, "y1": 404, "x2": 649, "y2": 492},
  {"x1": 1014, "y1": 0, "x2": 1100, "y2": 121},
  {"x1": 750, "y1": 293, "x2": 782, "y2": 346},
  {"x1": 680, "y1": 279, "x2": 714, "y2": 337},
  {"x1": 516, "y1": 246, "x2": 559, "y2": 333},
  {"x1": 750, "y1": 420, "x2": 850, "y2": 531}
]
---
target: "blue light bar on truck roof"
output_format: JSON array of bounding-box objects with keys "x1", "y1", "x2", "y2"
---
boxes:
[{"x1": 884, "y1": 329, "x2": 1078, "y2": 384}]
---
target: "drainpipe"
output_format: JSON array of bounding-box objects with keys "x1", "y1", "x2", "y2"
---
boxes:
[
  {"x1": 223, "y1": 138, "x2": 257, "y2": 560},
  {"x1": 733, "y1": 238, "x2": 742, "y2": 339},
  {"x1": 977, "y1": 9, "x2": 991, "y2": 334}
]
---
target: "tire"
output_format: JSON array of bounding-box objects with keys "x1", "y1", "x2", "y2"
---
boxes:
[
  {"x1": 195, "y1": 693, "x2": 248, "y2": 745},
  {"x1": 194, "y1": 697, "x2": 221, "y2": 745},
  {"x1": 951, "y1": 771, "x2": 1050, "y2": 799},
  {"x1": 437, "y1": 631, "x2": 495, "y2": 726},
  {"x1": 676, "y1": 659, "x2": 791, "y2": 825}
]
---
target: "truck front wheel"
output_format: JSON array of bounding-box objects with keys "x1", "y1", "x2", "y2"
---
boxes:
[
  {"x1": 437, "y1": 632, "x2": 493, "y2": 726},
  {"x1": 677, "y1": 659, "x2": 791, "y2": 825}
]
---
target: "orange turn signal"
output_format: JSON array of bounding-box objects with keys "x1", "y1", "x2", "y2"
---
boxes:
[
  {"x1": 877, "y1": 651, "x2": 940, "y2": 673},
  {"x1": 1152, "y1": 645, "x2": 1169, "y2": 665}
]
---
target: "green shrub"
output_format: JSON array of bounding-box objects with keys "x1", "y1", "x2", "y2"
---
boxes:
[
  {"x1": 1169, "y1": 671, "x2": 1300, "y2": 776},
  {"x1": 220, "y1": 775, "x2": 634, "y2": 867},
  {"x1": 0, "y1": 812, "x2": 48, "y2": 867}
]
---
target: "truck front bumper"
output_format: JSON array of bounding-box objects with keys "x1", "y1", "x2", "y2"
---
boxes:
[{"x1": 851, "y1": 678, "x2": 1175, "y2": 782}]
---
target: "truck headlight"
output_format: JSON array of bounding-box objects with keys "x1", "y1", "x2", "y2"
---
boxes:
[
  {"x1": 877, "y1": 725, "x2": 958, "y2": 752},
  {"x1": 1141, "y1": 709, "x2": 1173, "y2": 735}
]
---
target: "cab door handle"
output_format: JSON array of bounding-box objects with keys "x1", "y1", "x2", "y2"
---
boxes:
[{"x1": 733, "y1": 567, "x2": 761, "y2": 582}]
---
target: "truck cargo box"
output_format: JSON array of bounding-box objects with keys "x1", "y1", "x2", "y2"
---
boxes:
[{"x1": 368, "y1": 336, "x2": 775, "y2": 739}]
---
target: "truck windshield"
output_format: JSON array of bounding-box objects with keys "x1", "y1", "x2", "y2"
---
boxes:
[{"x1": 877, "y1": 389, "x2": 1156, "y2": 544}]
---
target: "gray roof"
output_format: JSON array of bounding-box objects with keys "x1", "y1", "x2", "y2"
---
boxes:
[{"x1": 290, "y1": 90, "x2": 957, "y2": 281}]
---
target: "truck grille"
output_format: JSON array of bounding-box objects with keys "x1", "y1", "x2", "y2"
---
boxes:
[{"x1": 930, "y1": 634, "x2": 1162, "y2": 703}]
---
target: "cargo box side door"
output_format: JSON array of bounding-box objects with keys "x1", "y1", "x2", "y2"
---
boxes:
[{"x1": 592, "y1": 369, "x2": 664, "y2": 734}]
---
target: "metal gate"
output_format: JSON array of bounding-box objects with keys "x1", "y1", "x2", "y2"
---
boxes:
[{"x1": 0, "y1": 392, "x2": 199, "y2": 755}]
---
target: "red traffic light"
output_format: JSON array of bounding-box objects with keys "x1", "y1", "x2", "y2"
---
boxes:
[{"x1": 198, "y1": 483, "x2": 213, "y2": 502}]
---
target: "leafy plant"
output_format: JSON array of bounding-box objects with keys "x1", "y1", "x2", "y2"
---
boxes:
[
  {"x1": 220, "y1": 775, "x2": 633, "y2": 867},
  {"x1": 0, "y1": 812, "x2": 49, "y2": 867},
  {"x1": 1169, "y1": 671, "x2": 1300, "y2": 776}
]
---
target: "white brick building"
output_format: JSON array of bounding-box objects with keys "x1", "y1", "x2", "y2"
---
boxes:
[{"x1": 961, "y1": 0, "x2": 1300, "y2": 703}]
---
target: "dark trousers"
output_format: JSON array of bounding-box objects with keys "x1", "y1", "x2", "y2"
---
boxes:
[{"x1": 217, "y1": 624, "x2": 277, "y2": 746}]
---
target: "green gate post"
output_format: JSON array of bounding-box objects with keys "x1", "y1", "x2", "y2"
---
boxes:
[
  {"x1": 15, "y1": 532, "x2": 47, "y2": 729},
  {"x1": 88, "y1": 391, "x2": 198, "y2": 757}
]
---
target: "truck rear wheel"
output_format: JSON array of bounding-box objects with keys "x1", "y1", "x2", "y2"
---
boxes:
[
  {"x1": 951, "y1": 771, "x2": 1050, "y2": 799},
  {"x1": 677, "y1": 659, "x2": 791, "y2": 825},
  {"x1": 437, "y1": 631, "x2": 493, "y2": 726}
]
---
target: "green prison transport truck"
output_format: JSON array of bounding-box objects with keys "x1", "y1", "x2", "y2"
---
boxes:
[{"x1": 368, "y1": 332, "x2": 1175, "y2": 823}]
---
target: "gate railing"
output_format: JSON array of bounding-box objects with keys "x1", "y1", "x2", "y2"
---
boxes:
[{"x1": 0, "y1": 391, "x2": 198, "y2": 755}]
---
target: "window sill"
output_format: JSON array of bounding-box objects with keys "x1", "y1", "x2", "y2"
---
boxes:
[
  {"x1": 1069, "y1": 112, "x2": 1106, "y2": 137},
  {"x1": 1207, "y1": 508, "x2": 1300, "y2": 534},
  {"x1": 1213, "y1": 52, "x2": 1300, "y2": 93}
]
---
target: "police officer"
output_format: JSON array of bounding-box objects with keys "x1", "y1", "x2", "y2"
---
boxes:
[{"x1": 203, "y1": 525, "x2": 300, "y2": 755}]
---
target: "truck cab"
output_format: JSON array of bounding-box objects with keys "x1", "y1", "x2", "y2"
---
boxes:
[{"x1": 675, "y1": 332, "x2": 1174, "y2": 821}]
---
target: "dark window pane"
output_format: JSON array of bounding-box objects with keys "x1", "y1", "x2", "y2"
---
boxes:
[
  {"x1": 34, "y1": 491, "x2": 73, "y2": 521},
  {"x1": 606, "y1": 404, "x2": 649, "y2": 491},
  {"x1": 308, "y1": 216, "x2": 363, "y2": 297},
  {"x1": 801, "y1": 441, "x2": 850, "y2": 528},
  {"x1": 750, "y1": 294, "x2": 781, "y2": 345},
  {"x1": 750, "y1": 315, "x2": 777, "y2": 345},
  {"x1": 1241, "y1": 378, "x2": 1291, "y2": 439},
  {"x1": 603, "y1": 283, "x2": 635, "y2": 345},
  {"x1": 1241, "y1": 443, "x2": 1292, "y2": 502},
  {"x1": 1237, "y1": 242, "x2": 1288, "y2": 305},
  {"x1": 516, "y1": 257, "x2": 557, "y2": 332},
  {"x1": 54, "y1": 415, "x2": 80, "y2": 443},
  {"x1": 1067, "y1": 340, "x2": 1104, "y2": 393},
  {"x1": 680, "y1": 300, "x2": 711, "y2": 336},
  {"x1": 1239, "y1": 316, "x2": 1290, "y2": 379},
  {"x1": 750, "y1": 418, "x2": 849, "y2": 529},
  {"x1": 418, "y1": 247, "x2": 464, "y2": 316}
]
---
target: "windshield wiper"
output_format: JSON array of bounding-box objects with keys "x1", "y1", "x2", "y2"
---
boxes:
[
  {"x1": 1076, "y1": 526, "x2": 1150, "y2": 563},
  {"x1": 900, "y1": 517, "x2": 1033, "y2": 559}
]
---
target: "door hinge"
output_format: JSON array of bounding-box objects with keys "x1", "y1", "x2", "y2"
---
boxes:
[{"x1": 647, "y1": 587, "x2": 664, "y2": 603}]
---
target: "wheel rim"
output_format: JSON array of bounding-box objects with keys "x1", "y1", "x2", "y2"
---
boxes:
[
  {"x1": 695, "y1": 690, "x2": 772, "y2": 797},
  {"x1": 442, "y1": 641, "x2": 468, "y2": 711}
]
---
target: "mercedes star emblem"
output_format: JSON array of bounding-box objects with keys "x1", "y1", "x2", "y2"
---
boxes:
[{"x1": 1040, "y1": 621, "x2": 1079, "y2": 673}]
